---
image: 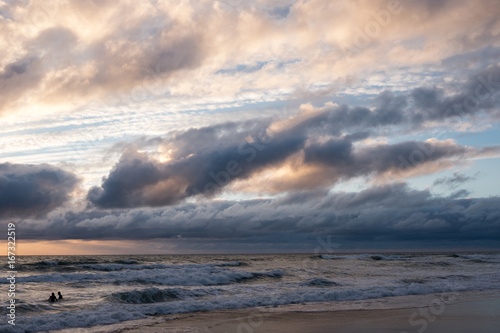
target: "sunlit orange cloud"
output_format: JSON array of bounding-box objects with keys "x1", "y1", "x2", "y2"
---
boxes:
[
  {"x1": 15, "y1": 239, "x2": 178, "y2": 255},
  {"x1": 228, "y1": 153, "x2": 335, "y2": 194},
  {"x1": 373, "y1": 160, "x2": 458, "y2": 184}
]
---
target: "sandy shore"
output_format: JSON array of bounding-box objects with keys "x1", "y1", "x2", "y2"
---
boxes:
[{"x1": 58, "y1": 290, "x2": 500, "y2": 333}]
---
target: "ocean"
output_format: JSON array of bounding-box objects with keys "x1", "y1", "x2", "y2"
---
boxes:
[{"x1": 2, "y1": 252, "x2": 500, "y2": 332}]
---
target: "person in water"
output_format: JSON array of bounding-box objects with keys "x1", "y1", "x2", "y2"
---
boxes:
[
  {"x1": 58, "y1": 291, "x2": 63, "y2": 300},
  {"x1": 48, "y1": 292, "x2": 57, "y2": 302}
]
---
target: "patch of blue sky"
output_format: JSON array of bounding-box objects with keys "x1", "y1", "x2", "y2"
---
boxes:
[
  {"x1": 400, "y1": 36, "x2": 426, "y2": 51},
  {"x1": 215, "y1": 99, "x2": 288, "y2": 113},
  {"x1": 215, "y1": 58, "x2": 301, "y2": 76},
  {"x1": 332, "y1": 91, "x2": 376, "y2": 106},
  {"x1": 407, "y1": 158, "x2": 500, "y2": 198},
  {"x1": 466, "y1": 158, "x2": 500, "y2": 197},
  {"x1": 328, "y1": 177, "x2": 371, "y2": 195},
  {"x1": 0, "y1": 133, "x2": 121, "y2": 162},
  {"x1": 0, "y1": 144, "x2": 94, "y2": 161},
  {"x1": 276, "y1": 58, "x2": 301, "y2": 69},
  {"x1": 379, "y1": 128, "x2": 454, "y2": 145},
  {"x1": 267, "y1": 5, "x2": 291, "y2": 19},
  {"x1": 0, "y1": 8, "x2": 12, "y2": 20},
  {"x1": 215, "y1": 61, "x2": 269, "y2": 75},
  {"x1": 441, "y1": 46, "x2": 500, "y2": 71},
  {"x1": 453, "y1": 122, "x2": 500, "y2": 148},
  {"x1": 367, "y1": 114, "x2": 500, "y2": 146},
  {"x1": 0, "y1": 119, "x2": 114, "y2": 136},
  {"x1": 176, "y1": 98, "x2": 291, "y2": 123}
]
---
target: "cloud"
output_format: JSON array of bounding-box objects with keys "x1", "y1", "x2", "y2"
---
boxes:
[
  {"x1": 87, "y1": 64, "x2": 500, "y2": 208},
  {"x1": 0, "y1": 163, "x2": 79, "y2": 218},
  {"x1": 302, "y1": 138, "x2": 493, "y2": 183},
  {"x1": 410, "y1": 65, "x2": 500, "y2": 123},
  {"x1": 0, "y1": 0, "x2": 208, "y2": 116},
  {"x1": 2, "y1": 0, "x2": 500, "y2": 118},
  {"x1": 433, "y1": 172, "x2": 476, "y2": 188},
  {"x1": 16, "y1": 183, "x2": 500, "y2": 249},
  {"x1": 0, "y1": 55, "x2": 45, "y2": 112},
  {"x1": 447, "y1": 189, "x2": 471, "y2": 199},
  {"x1": 274, "y1": 64, "x2": 500, "y2": 135},
  {"x1": 88, "y1": 120, "x2": 307, "y2": 208}
]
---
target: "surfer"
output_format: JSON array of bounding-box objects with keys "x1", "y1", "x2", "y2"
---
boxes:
[
  {"x1": 58, "y1": 291, "x2": 63, "y2": 300},
  {"x1": 48, "y1": 292, "x2": 57, "y2": 302}
]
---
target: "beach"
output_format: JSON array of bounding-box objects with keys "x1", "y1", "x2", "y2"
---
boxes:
[{"x1": 62, "y1": 290, "x2": 500, "y2": 333}]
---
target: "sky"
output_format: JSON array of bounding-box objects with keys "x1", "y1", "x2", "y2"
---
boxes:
[{"x1": 1, "y1": 0, "x2": 500, "y2": 255}]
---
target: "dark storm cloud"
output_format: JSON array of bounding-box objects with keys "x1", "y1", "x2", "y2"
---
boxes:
[
  {"x1": 88, "y1": 121, "x2": 307, "y2": 208},
  {"x1": 303, "y1": 139, "x2": 494, "y2": 181},
  {"x1": 20, "y1": 184, "x2": 500, "y2": 248},
  {"x1": 0, "y1": 163, "x2": 79, "y2": 218}
]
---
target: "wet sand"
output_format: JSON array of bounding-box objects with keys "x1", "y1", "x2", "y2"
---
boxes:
[{"x1": 58, "y1": 290, "x2": 500, "y2": 333}]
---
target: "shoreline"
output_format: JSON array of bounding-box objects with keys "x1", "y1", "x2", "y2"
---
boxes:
[{"x1": 53, "y1": 289, "x2": 500, "y2": 333}]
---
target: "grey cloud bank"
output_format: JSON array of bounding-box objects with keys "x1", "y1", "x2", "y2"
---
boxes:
[
  {"x1": 0, "y1": 163, "x2": 79, "y2": 218},
  {"x1": 18, "y1": 183, "x2": 500, "y2": 250}
]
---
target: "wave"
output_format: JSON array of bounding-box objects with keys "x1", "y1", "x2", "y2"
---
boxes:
[
  {"x1": 401, "y1": 275, "x2": 472, "y2": 285},
  {"x1": 110, "y1": 287, "x2": 217, "y2": 304},
  {"x1": 15, "y1": 301, "x2": 55, "y2": 313},
  {"x1": 319, "y1": 254, "x2": 413, "y2": 260},
  {"x1": 113, "y1": 259, "x2": 138, "y2": 265},
  {"x1": 80, "y1": 261, "x2": 244, "y2": 271},
  {"x1": 455, "y1": 254, "x2": 500, "y2": 263},
  {"x1": 21, "y1": 258, "x2": 100, "y2": 270},
  {"x1": 79, "y1": 263, "x2": 171, "y2": 271},
  {"x1": 4, "y1": 264, "x2": 282, "y2": 286},
  {"x1": 411, "y1": 261, "x2": 454, "y2": 267},
  {"x1": 19, "y1": 261, "x2": 245, "y2": 273},
  {"x1": 299, "y1": 278, "x2": 341, "y2": 287}
]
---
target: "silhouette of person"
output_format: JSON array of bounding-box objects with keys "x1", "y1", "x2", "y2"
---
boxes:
[
  {"x1": 48, "y1": 292, "x2": 57, "y2": 302},
  {"x1": 58, "y1": 291, "x2": 63, "y2": 300}
]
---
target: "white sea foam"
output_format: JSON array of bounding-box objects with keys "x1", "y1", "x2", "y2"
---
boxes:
[
  {"x1": 110, "y1": 287, "x2": 220, "y2": 304},
  {"x1": 458, "y1": 254, "x2": 500, "y2": 262},
  {"x1": 78, "y1": 261, "x2": 244, "y2": 271},
  {"x1": 79, "y1": 263, "x2": 170, "y2": 271},
  {"x1": 6, "y1": 263, "x2": 282, "y2": 286},
  {"x1": 299, "y1": 278, "x2": 342, "y2": 287}
]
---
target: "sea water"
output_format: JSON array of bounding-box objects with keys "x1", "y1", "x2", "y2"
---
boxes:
[{"x1": 1, "y1": 252, "x2": 500, "y2": 332}]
